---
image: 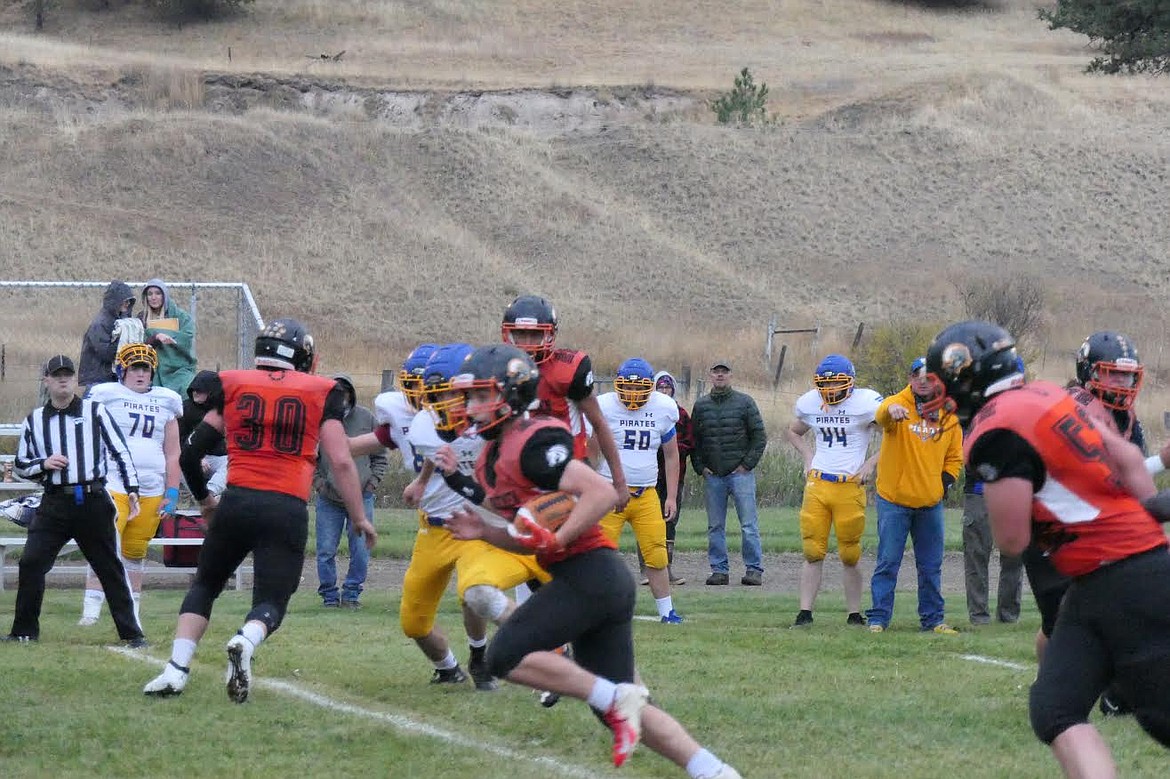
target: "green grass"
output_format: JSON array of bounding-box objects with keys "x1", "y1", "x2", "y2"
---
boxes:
[{"x1": 1, "y1": 587, "x2": 1166, "y2": 778}]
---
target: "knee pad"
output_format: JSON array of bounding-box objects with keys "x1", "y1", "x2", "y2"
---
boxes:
[
  {"x1": 802, "y1": 539, "x2": 827, "y2": 563},
  {"x1": 124, "y1": 556, "x2": 147, "y2": 573},
  {"x1": 463, "y1": 585, "x2": 509, "y2": 622},
  {"x1": 400, "y1": 607, "x2": 436, "y2": 640},
  {"x1": 839, "y1": 541, "x2": 862, "y2": 567},
  {"x1": 245, "y1": 604, "x2": 284, "y2": 636}
]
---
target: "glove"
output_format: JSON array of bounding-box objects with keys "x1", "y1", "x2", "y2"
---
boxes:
[
  {"x1": 160, "y1": 487, "x2": 180, "y2": 517},
  {"x1": 509, "y1": 514, "x2": 564, "y2": 557}
]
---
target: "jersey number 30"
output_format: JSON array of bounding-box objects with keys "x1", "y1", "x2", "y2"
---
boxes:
[{"x1": 234, "y1": 393, "x2": 307, "y2": 453}]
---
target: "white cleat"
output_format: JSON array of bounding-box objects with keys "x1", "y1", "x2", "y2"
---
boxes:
[
  {"x1": 698, "y1": 766, "x2": 744, "y2": 779},
  {"x1": 603, "y1": 683, "x2": 650, "y2": 768},
  {"x1": 77, "y1": 616, "x2": 99, "y2": 627},
  {"x1": 225, "y1": 634, "x2": 254, "y2": 704},
  {"x1": 143, "y1": 661, "x2": 189, "y2": 697}
]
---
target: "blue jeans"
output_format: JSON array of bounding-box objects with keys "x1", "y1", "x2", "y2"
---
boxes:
[
  {"x1": 315, "y1": 494, "x2": 374, "y2": 604},
  {"x1": 866, "y1": 495, "x2": 946, "y2": 630},
  {"x1": 704, "y1": 471, "x2": 763, "y2": 574}
]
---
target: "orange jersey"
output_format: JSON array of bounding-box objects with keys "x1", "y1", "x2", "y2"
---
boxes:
[
  {"x1": 536, "y1": 347, "x2": 593, "y2": 459},
  {"x1": 965, "y1": 381, "x2": 1165, "y2": 576},
  {"x1": 220, "y1": 369, "x2": 341, "y2": 502},
  {"x1": 477, "y1": 415, "x2": 615, "y2": 567}
]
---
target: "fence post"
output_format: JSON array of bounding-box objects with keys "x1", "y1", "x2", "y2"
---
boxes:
[
  {"x1": 773, "y1": 345, "x2": 787, "y2": 389},
  {"x1": 680, "y1": 364, "x2": 692, "y2": 401},
  {"x1": 851, "y1": 322, "x2": 865, "y2": 352},
  {"x1": 381, "y1": 370, "x2": 396, "y2": 392},
  {"x1": 765, "y1": 314, "x2": 776, "y2": 366}
]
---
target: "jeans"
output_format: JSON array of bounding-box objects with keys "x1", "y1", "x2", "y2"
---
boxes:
[
  {"x1": 866, "y1": 494, "x2": 945, "y2": 630},
  {"x1": 315, "y1": 493, "x2": 373, "y2": 604},
  {"x1": 704, "y1": 471, "x2": 763, "y2": 574}
]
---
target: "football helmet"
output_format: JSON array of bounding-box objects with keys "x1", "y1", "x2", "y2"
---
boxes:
[
  {"x1": 1075, "y1": 331, "x2": 1143, "y2": 411},
  {"x1": 813, "y1": 354, "x2": 855, "y2": 406},
  {"x1": 399, "y1": 343, "x2": 440, "y2": 411},
  {"x1": 615, "y1": 358, "x2": 655, "y2": 410},
  {"x1": 422, "y1": 343, "x2": 476, "y2": 441},
  {"x1": 255, "y1": 318, "x2": 316, "y2": 373},
  {"x1": 501, "y1": 295, "x2": 558, "y2": 364},
  {"x1": 115, "y1": 342, "x2": 158, "y2": 380},
  {"x1": 452, "y1": 344, "x2": 540, "y2": 440},
  {"x1": 924, "y1": 320, "x2": 1020, "y2": 424}
]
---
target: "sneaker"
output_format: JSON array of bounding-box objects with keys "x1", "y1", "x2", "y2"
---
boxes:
[
  {"x1": 603, "y1": 683, "x2": 649, "y2": 768},
  {"x1": 697, "y1": 765, "x2": 744, "y2": 779},
  {"x1": 0, "y1": 634, "x2": 36, "y2": 643},
  {"x1": 670, "y1": 573, "x2": 687, "y2": 586},
  {"x1": 430, "y1": 666, "x2": 468, "y2": 685},
  {"x1": 341, "y1": 600, "x2": 362, "y2": 610},
  {"x1": 741, "y1": 570, "x2": 763, "y2": 586},
  {"x1": 322, "y1": 601, "x2": 340, "y2": 609},
  {"x1": 468, "y1": 655, "x2": 498, "y2": 692},
  {"x1": 78, "y1": 616, "x2": 99, "y2": 627},
  {"x1": 144, "y1": 660, "x2": 189, "y2": 697},
  {"x1": 869, "y1": 624, "x2": 885, "y2": 633},
  {"x1": 225, "y1": 633, "x2": 255, "y2": 703},
  {"x1": 661, "y1": 610, "x2": 684, "y2": 624},
  {"x1": 846, "y1": 612, "x2": 866, "y2": 626},
  {"x1": 705, "y1": 572, "x2": 729, "y2": 586},
  {"x1": 639, "y1": 574, "x2": 650, "y2": 586},
  {"x1": 791, "y1": 610, "x2": 813, "y2": 628},
  {"x1": 1098, "y1": 692, "x2": 1132, "y2": 717},
  {"x1": 926, "y1": 623, "x2": 959, "y2": 635}
]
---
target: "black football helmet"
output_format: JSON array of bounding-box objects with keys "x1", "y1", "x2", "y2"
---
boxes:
[
  {"x1": 924, "y1": 320, "x2": 1020, "y2": 425},
  {"x1": 1075, "y1": 331, "x2": 1143, "y2": 411},
  {"x1": 501, "y1": 295, "x2": 558, "y2": 364},
  {"x1": 452, "y1": 344, "x2": 540, "y2": 439},
  {"x1": 255, "y1": 318, "x2": 316, "y2": 373}
]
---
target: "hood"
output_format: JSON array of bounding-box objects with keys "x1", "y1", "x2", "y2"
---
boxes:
[
  {"x1": 332, "y1": 373, "x2": 357, "y2": 409},
  {"x1": 653, "y1": 370, "x2": 677, "y2": 395},
  {"x1": 187, "y1": 370, "x2": 220, "y2": 402},
  {"x1": 141, "y1": 278, "x2": 171, "y2": 315},
  {"x1": 103, "y1": 280, "x2": 135, "y2": 318}
]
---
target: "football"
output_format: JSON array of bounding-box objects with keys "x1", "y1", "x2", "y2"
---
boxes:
[{"x1": 514, "y1": 490, "x2": 577, "y2": 534}]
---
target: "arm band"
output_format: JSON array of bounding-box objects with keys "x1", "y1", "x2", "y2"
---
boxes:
[
  {"x1": 441, "y1": 470, "x2": 485, "y2": 505},
  {"x1": 1145, "y1": 455, "x2": 1166, "y2": 476}
]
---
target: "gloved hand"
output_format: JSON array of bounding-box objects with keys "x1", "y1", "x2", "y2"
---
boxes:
[
  {"x1": 160, "y1": 487, "x2": 180, "y2": 518},
  {"x1": 509, "y1": 514, "x2": 564, "y2": 557}
]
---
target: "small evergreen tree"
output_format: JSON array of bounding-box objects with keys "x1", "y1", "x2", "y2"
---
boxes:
[
  {"x1": 711, "y1": 67, "x2": 771, "y2": 126},
  {"x1": 1040, "y1": 0, "x2": 1170, "y2": 73}
]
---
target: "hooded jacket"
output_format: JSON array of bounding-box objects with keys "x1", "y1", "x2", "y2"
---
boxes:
[
  {"x1": 653, "y1": 371, "x2": 695, "y2": 495},
  {"x1": 78, "y1": 280, "x2": 136, "y2": 386},
  {"x1": 180, "y1": 370, "x2": 227, "y2": 457},
  {"x1": 138, "y1": 278, "x2": 197, "y2": 395},
  {"x1": 313, "y1": 374, "x2": 388, "y2": 504}
]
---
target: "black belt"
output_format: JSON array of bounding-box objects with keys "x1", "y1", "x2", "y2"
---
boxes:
[{"x1": 43, "y1": 481, "x2": 106, "y2": 496}]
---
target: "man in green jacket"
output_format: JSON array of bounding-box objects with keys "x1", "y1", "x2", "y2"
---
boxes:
[{"x1": 691, "y1": 361, "x2": 768, "y2": 586}]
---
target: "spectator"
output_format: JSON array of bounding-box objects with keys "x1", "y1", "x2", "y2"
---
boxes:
[
  {"x1": 313, "y1": 374, "x2": 387, "y2": 609},
  {"x1": 865, "y1": 357, "x2": 963, "y2": 634},
  {"x1": 138, "y1": 279, "x2": 197, "y2": 395},
  {"x1": 654, "y1": 370, "x2": 693, "y2": 586},
  {"x1": 78, "y1": 280, "x2": 136, "y2": 390},
  {"x1": 180, "y1": 370, "x2": 228, "y2": 497},
  {"x1": 690, "y1": 360, "x2": 767, "y2": 586}
]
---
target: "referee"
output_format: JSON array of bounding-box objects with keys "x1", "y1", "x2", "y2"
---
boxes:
[{"x1": 4, "y1": 355, "x2": 146, "y2": 646}]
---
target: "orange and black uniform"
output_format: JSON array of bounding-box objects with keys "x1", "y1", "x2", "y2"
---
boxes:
[
  {"x1": 179, "y1": 369, "x2": 346, "y2": 634},
  {"x1": 477, "y1": 416, "x2": 635, "y2": 686},
  {"x1": 535, "y1": 348, "x2": 594, "y2": 460},
  {"x1": 965, "y1": 381, "x2": 1170, "y2": 746}
]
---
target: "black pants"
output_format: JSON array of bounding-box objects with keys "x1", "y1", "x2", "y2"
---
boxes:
[{"x1": 11, "y1": 489, "x2": 142, "y2": 641}]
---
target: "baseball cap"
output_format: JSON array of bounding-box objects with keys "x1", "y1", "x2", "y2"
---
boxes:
[
  {"x1": 710, "y1": 360, "x2": 732, "y2": 372},
  {"x1": 909, "y1": 357, "x2": 927, "y2": 377},
  {"x1": 44, "y1": 355, "x2": 76, "y2": 376}
]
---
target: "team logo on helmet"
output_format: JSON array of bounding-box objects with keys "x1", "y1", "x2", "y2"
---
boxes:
[{"x1": 939, "y1": 343, "x2": 973, "y2": 378}]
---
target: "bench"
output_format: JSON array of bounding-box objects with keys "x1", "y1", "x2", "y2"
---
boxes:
[{"x1": 0, "y1": 536, "x2": 250, "y2": 592}]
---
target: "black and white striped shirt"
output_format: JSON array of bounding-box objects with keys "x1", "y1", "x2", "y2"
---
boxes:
[{"x1": 14, "y1": 396, "x2": 139, "y2": 491}]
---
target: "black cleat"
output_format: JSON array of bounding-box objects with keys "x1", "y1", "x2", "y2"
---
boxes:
[
  {"x1": 846, "y1": 612, "x2": 866, "y2": 626},
  {"x1": 430, "y1": 666, "x2": 468, "y2": 685},
  {"x1": 468, "y1": 655, "x2": 498, "y2": 691},
  {"x1": 791, "y1": 610, "x2": 814, "y2": 628}
]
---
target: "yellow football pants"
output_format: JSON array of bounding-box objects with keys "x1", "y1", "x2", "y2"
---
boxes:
[
  {"x1": 798, "y1": 478, "x2": 865, "y2": 566},
  {"x1": 110, "y1": 492, "x2": 165, "y2": 561},
  {"x1": 600, "y1": 487, "x2": 668, "y2": 569}
]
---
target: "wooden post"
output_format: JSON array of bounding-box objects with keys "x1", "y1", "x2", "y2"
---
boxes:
[
  {"x1": 35, "y1": 0, "x2": 44, "y2": 31},
  {"x1": 851, "y1": 322, "x2": 865, "y2": 351},
  {"x1": 680, "y1": 364, "x2": 692, "y2": 400},
  {"x1": 773, "y1": 345, "x2": 787, "y2": 389},
  {"x1": 381, "y1": 370, "x2": 396, "y2": 392}
]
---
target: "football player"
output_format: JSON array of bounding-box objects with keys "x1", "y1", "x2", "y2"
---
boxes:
[
  {"x1": 443, "y1": 345, "x2": 741, "y2": 779},
  {"x1": 784, "y1": 354, "x2": 882, "y2": 628},
  {"x1": 144, "y1": 319, "x2": 377, "y2": 702},
  {"x1": 81, "y1": 343, "x2": 183, "y2": 626},
  {"x1": 926, "y1": 320, "x2": 1170, "y2": 779},
  {"x1": 594, "y1": 358, "x2": 684, "y2": 623}
]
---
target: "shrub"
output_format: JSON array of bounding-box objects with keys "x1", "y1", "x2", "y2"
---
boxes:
[
  {"x1": 711, "y1": 67, "x2": 771, "y2": 126},
  {"x1": 145, "y1": 0, "x2": 254, "y2": 20},
  {"x1": 956, "y1": 274, "x2": 1047, "y2": 353},
  {"x1": 1040, "y1": 0, "x2": 1170, "y2": 74},
  {"x1": 852, "y1": 321, "x2": 941, "y2": 397}
]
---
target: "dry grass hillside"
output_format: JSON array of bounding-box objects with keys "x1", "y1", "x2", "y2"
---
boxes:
[{"x1": 1, "y1": 0, "x2": 1169, "y2": 419}]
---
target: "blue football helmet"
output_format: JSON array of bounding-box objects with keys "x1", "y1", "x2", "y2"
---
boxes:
[
  {"x1": 813, "y1": 354, "x2": 855, "y2": 405},
  {"x1": 615, "y1": 357, "x2": 655, "y2": 410},
  {"x1": 399, "y1": 343, "x2": 439, "y2": 411},
  {"x1": 422, "y1": 343, "x2": 476, "y2": 441}
]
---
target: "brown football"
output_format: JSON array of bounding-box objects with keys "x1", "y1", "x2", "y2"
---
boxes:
[{"x1": 514, "y1": 490, "x2": 577, "y2": 533}]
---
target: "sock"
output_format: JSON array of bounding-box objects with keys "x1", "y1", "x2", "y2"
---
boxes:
[
  {"x1": 81, "y1": 590, "x2": 105, "y2": 620},
  {"x1": 171, "y1": 637, "x2": 197, "y2": 669},
  {"x1": 435, "y1": 650, "x2": 458, "y2": 671},
  {"x1": 468, "y1": 636, "x2": 487, "y2": 650},
  {"x1": 586, "y1": 678, "x2": 617, "y2": 712},
  {"x1": 686, "y1": 749, "x2": 723, "y2": 779},
  {"x1": 655, "y1": 595, "x2": 675, "y2": 619},
  {"x1": 240, "y1": 622, "x2": 266, "y2": 649},
  {"x1": 514, "y1": 582, "x2": 532, "y2": 605},
  {"x1": 131, "y1": 592, "x2": 141, "y2": 623}
]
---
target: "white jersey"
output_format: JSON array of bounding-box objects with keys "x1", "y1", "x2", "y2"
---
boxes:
[
  {"x1": 596, "y1": 391, "x2": 679, "y2": 487},
  {"x1": 87, "y1": 381, "x2": 182, "y2": 496},
  {"x1": 408, "y1": 409, "x2": 485, "y2": 519},
  {"x1": 374, "y1": 391, "x2": 422, "y2": 474},
  {"x1": 794, "y1": 388, "x2": 883, "y2": 475}
]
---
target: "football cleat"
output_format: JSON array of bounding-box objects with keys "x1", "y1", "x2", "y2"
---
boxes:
[
  {"x1": 430, "y1": 666, "x2": 468, "y2": 685},
  {"x1": 77, "y1": 616, "x2": 99, "y2": 627},
  {"x1": 603, "y1": 683, "x2": 650, "y2": 768},
  {"x1": 538, "y1": 690, "x2": 561, "y2": 708},
  {"x1": 661, "y1": 610, "x2": 684, "y2": 625},
  {"x1": 697, "y1": 765, "x2": 744, "y2": 779},
  {"x1": 791, "y1": 610, "x2": 814, "y2": 628},
  {"x1": 225, "y1": 633, "x2": 254, "y2": 704},
  {"x1": 144, "y1": 660, "x2": 189, "y2": 697},
  {"x1": 468, "y1": 655, "x2": 498, "y2": 692},
  {"x1": 846, "y1": 612, "x2": 866, "y2": 626}
]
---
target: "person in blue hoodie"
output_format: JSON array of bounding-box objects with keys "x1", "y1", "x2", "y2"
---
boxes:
[
  {"x1": 78, "y1": 280, "x2": 136, "y2": 390},
  {"x1": 138, "y1": 279, "x2": 196, "y2": 395}
]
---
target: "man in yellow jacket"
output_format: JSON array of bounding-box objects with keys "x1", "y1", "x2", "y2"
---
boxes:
[{"x1": 865, "y1": 357, "x2": 964, "y2": 634}]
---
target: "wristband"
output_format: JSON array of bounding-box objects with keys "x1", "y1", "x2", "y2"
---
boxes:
[
  {"x1": 161, "y1": 487, "x2": 180, "y2": 514},
  {"x1": 1145, "y1": 455, "x2": 1166, "y2": 476}
]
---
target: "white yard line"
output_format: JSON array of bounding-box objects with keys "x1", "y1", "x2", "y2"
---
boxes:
[
  {"x1": 110, "y1": 646, "x2": 605, "y2": 779},
  {"x1": 959, "y1": 653, "x2": 1032, "y2": 672}
]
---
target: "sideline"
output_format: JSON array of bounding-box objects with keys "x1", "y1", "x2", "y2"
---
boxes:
[
  {"x1": 110, "y1": 646, "x2": 604, "y2": 779},
  {"x1": 959, "y1": 653, "x2": 1032, "y2": 672}
]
